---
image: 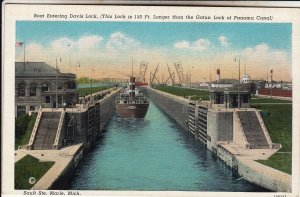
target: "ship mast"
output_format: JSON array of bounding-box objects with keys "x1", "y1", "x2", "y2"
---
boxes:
[
  {"x1": 132, "y1": 57, "x2": 133, "y2": 77},
  {"x1": 129, "y1": 57, "x2": 135, "y2": 98}
]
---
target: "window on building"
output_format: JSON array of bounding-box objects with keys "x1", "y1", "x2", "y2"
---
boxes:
[
  {"x1": 58, "y1": 96, "x2": 62, "y2": 103},
  {"x1": 243, "y1": 95, "x2": 249, "y2": 103},
  {"x1": 68, "y1": 81, "x2": 76, "y2": 89},
  {"x1": 45, "y1": 96, "x2": 51, "y2": 103},
  {"x1": 30, "y1": 106, "x2": 35, "y2": 111},
  {"x1": 42, "y1": 82, "x2": 49, "y2": 92},
  {"x1": 18, "y1": 82, "x2": 25, "y2": 97},
  {"x1": 30, "y1": 83, "x2": 37, "y2": 97}
]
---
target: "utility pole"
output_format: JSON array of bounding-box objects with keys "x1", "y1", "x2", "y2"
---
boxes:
[
  {"x1": 270, "y1": 69, "x2": 273, "y2": 98},
  {"x1": 238, "y1": 58, "x2": 241, "y2": 109},
  {"x1": 56, "y1": 57, "x2": 58, "y2": 109},
  {"x1": 190, "y1": 72, "x2": 192, "y2": 88},
  {"x1": 90, "y1": 67, "x2": 93, "y2": 95},
  {"x1": 209, "y1": 65, "x2": 212, "y2": 91},
  {"x1": 76, "y1": 61, "x2": 80, "y2": 79},
  {"x1": 23, "y1": 41, "x2": 26, "y2": 72},
  {"x1": 67, "y1": 43, "x2": 71, "y2": 73}
]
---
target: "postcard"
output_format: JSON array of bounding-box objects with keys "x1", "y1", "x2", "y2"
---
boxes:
[{"x1": 2, "y1": 1, "x2": 300, "y2": 197}]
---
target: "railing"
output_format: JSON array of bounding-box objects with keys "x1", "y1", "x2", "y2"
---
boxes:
[
  {"x1": 255, "y1": 110, "x2": 275, "y2": 149},
  {"x1": 234, "y1": 111, "x2": 250, "y2": 149},
  {"x1": 53, "y1": 110, "x2": 65, "y2": 149},
  {"x1": 79, "y1": 88, "x2": 120, "y2": 109},
  {"x1": 27, "y1": 108, "x2": 42, "y2": 150}
]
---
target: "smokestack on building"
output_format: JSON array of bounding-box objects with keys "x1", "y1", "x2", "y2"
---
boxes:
[{"x1": 216, "y1": 69, "x2": 221, "y2": 83}]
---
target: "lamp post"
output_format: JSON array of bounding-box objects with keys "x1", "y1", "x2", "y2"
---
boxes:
[
  {"x1": 76, "y1": 61, "x2": 80, "y2": 79},
  {"x1": 67, "y1": 43, "x2": 71, "y2": 73},
  {"x1": 56, "y1": 57, "x2": 58, "y2": 109},
  {"x1": 270, "y1": 69, "x2": 273, "y2": 98},
  {"x1": 90, "y1": 67, "x2": 92, "y2": 96},
  {"x1": 235, "y1": 56, "x2": 241, "y2": 109}
]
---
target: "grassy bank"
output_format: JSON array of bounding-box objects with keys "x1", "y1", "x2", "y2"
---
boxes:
[
  {"x1": 154, "y1": 86, "x2": 210, "y2": 100},
  {"x1": 15, "y1": 113, "x2": 37, "y2": 150},
  {"x1": 76, "y1": 77, "x2": 101, "y2": 84},
  {"x1": 253, "y1": 103, "x2": 292, "y2": 174},
  {"x1": 257, "y1": 153, "x2": 292, "y2": 174},
  {"x1": 77, "y1": 86, "x2": 110, "y2": 97},
  {"x1": 15, "y1": 155, "x2": 55, "y2": 189},
  {"x1": 251, "y1": 97, "x2": 292, "y2": 103},
  {"x1": 253, "y1": 104, "x2": 292, "y2": 152}
]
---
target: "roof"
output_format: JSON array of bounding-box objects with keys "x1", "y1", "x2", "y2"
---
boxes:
[
  {"x1": 210, "y1": 89, "x2": 226, "y2": 93},
  {"x1": 15, "y1": 62, "x2": 60, "y2": 76},
  {"x1": 224, "y1": 90, "x2": 250, "y2": 94},
  {"x1": 210, "y1": 83, "x2": 253, "y2": 94}
]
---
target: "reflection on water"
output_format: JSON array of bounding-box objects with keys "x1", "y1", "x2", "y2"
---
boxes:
[{"x1": 68, "y1": 103, "x2": 269, "y2": 192}]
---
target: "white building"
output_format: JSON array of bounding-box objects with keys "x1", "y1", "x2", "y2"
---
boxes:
[{"x1": 242, "y1": 74, "x2": 250, "y2": 84}]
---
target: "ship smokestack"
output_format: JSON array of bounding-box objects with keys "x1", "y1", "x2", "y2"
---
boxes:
[
  {"x1": 216, "y1": 69, "x2": 221, "y2": 83},
  {"x1": 129, "y1": 76, "x2": 135, "y2": 97}
]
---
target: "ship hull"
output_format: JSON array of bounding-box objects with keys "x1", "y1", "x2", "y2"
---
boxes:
[{"x1": 116, "y1": 103, "x2": 149, "y2": 118}]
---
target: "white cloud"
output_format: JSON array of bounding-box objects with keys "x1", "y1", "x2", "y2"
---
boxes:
[
  {"x1": 16, "y1": 43, "x2": 48, "y2": 62},
  {"x1": 50, "y1": 37, "x2": 74, "y2": 52},
  {"x1": 174, "y1": 42, "x2": 291, "y2": 81},
  {"x1": 16, "y1": 35, "x2": 291, "y2": 81},
  {"x1": 219, "y1": 35, "x2": 229, "y2": 47},
  {"x1": 105, "y1": 32, "x2": 139, "y2": 51},
  {"x1": 193, "y1": 39, "x2": 211, "y2": 50},
  {"x1": 241, "y1": 43, "x2": 271, "y2": 63},
  {"x1": 174, "y1": 38, "x2": 211, "y2": 51},
  {"x1": 174, "y1": 41, "x2": 189, "y2": 49},
  {"x1": 77, "y1": 35, "x2": 103, "y2": 50}
]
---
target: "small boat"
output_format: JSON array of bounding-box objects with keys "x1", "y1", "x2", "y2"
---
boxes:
[{"x1": 116, "y1": 76, "x2": 149, "y2": 118}]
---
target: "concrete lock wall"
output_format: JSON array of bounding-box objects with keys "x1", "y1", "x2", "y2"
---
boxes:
[
  {"x1": 237, "y1": 159, "x2": 291, "y2": 192},
  {"x1": 66, "y1": 111, "x2": 89, "y2": 145},
  {"x1": 216, "y1": 146, "x2": 234, "y2": 167},
  {"x1": 62, "y1": 90, "x2": 118, "y2": 151},
  {"x1": 207, "y1": 110, "x2": 233, "y2": 151},
  {"x1": 99, "y1": 93, "x2": 117, "y2": 132},
  {"x1": 142, "y1": 88, "x2": 291, "y2": 192},
  {"x1": 148, "y1": 88, "x2": 189, "y2": 131},
  {"x1": 148, "y1": 88, "x2": 233, "y2": 150},
  {"x1": 30, "y1": 90, "x2": 119, "y2": 190},
  {"x1": 49, "y1": 145, "x2": 84, "y2": 189}
]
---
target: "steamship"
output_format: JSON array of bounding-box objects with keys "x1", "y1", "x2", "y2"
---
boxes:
[{"x1": 116, "y1": 76, "x2": 149, "y2": 118}]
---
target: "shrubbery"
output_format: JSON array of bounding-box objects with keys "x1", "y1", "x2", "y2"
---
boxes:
[
  {"x1": 15, "y1": 113, "x2": 37, "y2": 149},
  {"x1": 15, "y1": 114, "x2": 30, "y2": 137}
]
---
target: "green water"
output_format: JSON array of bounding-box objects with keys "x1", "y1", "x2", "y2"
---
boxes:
[{"x1": 68, "y1": 103, "x2": 268, "y2": 191}]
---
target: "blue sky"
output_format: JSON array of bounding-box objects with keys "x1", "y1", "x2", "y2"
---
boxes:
[
  {"x1": 16, "y1": 21, "x2": 292, "y2": 81},
  {"x1": 17, "y1": 21, "x2": 291, "y2": 50}
]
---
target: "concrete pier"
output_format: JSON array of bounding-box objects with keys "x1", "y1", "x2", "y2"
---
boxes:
[
  {"x1": 147, "y1": 87, "x2": 291, "y2": 192},
  {"x1": 148, "y1": 87, "x2": 189, "y2": 131},
  {"x1": 16, "y1": 88, "x2": 120, "y2": 189},
  {"x1": 15, "y1": 144, "x2": 83, "y2": 190}
]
